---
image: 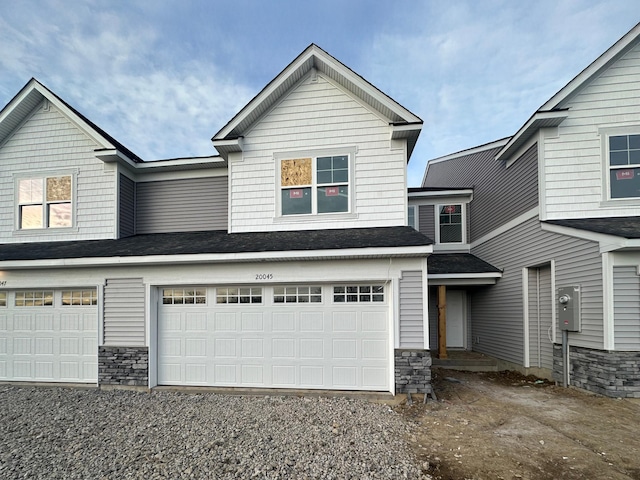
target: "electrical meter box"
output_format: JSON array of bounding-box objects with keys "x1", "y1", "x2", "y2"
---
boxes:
[{"x1": 558, "y1": 286, "x2": 581, "y2": 332}]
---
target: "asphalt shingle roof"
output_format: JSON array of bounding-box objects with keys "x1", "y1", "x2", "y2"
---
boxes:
[
  {"x1": 0, "y1": 226, "x2": 432, "y2": 262},
  {"x1": 544, "y1": 217, "x2": 640, "y2": 239},
  {"x1": 427, "y1": 253, "x2": 501, "y2": 275}
]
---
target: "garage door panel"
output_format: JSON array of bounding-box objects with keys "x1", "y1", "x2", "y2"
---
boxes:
[
  {"x1": 272, "y1": 338, "x2": 295, "y2": 358},
  {"x1": 362, "y1": 339, "x2": 387, "y2": 359},
  {"x1": 0, "y1": 314, "x2": 6, "y2": 330},
  {"x1": 184, "y1": 313, "x2": 207, "y2": 331},
  {"x1": 13, "y1": 361, "x2": 31, "y2": 378},
  {"x1": 161, "y1": 338, "x2": 181, "y2": 356},
  {"x1": 272, "y1": 313, "x2": 295, "y2": 331},
  {"x1": 333, "y1": 366, "x2": 357, "y2": 387},
  {"x1": 332, "y1": 339, "x2": 357, "y2": 359},
  {"x1": 299, "y1": 338, "x2": 323, "y2": 359},
  {"x1": 13, "y1": 315, "x2": 32, "y2": 331},
  {"x1": 14, "y1": 337, "x2": 31, "y2": 354},
  {"x1": 185, "y1": 338, "x2": 206, "y2": 356},
  {"x1": 35, "y1": 361, "x2": 53, "y2": 379},
  {"x1": 241, "y1": 338, "x2": 264, "y2": 358},
  {"x1": 60, "y1": 314, "x2": 79, "y2": 331},
  {"x1": 215, "y1": 338, "x2": 236, "y2": 356},
  {"x1": 214, "y1": 313, "x2": 236, "y2": 331},
  {"x1": 0, "y1": 338, "x2": 5, "y2": 354},
  {"x1": 160, "y1": 363, "x2": 181, "y2": 383},
  {"x1": 363, "y1": 367, "x2": 387, "y2": 388},
  {"x1": 35, "y1": 337, "x2": 53, "y2": 354},
  {"x1": 332, "y1": 312, "x2": 357, "y2": 332},
  {"x1": 272, "y1": 365, "x2": 295, "y2": 386},
  {"x1": 363, "y1": 312, "x2": 387, "y2": 332},
  {"x1": 241, "y1": 313, "x2": 263, "y2": 331},
  {"x1": 300, "y1": 312, "x2": 323, "y2": 332},
  {"x1": 185, "y1": 363, "x2": 206, "y2": 383},
  {"x1": 241, "y1": 364, "x2": 263, "y2": 384},
  {"x1": 215, "y1": 364, "x2": 236, "y2": 383},
  {"x1": 61, "y1": 337, "x2": 80, "y2": 355},
  {"x1": 300, "y1": 365, "x2": 324, "y2": 387},
  {"x1": 36, "y1": 315, "x2": 54, "y2": 331},
  {"x1": 162, "y1": 313, "x2": 183, "y2": 331}
]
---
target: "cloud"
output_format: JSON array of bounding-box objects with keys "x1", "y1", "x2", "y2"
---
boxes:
[{"x1": 0, "y1": 0, "x2": 255, "y2": 160}]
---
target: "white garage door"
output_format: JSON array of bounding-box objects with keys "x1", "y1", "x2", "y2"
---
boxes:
[
  {"x1": 0, "y1": 290, "x2": 98, "y2": 383},
  {"x1": 158, "y1": 284, "x2": 389, "y2": 391}
]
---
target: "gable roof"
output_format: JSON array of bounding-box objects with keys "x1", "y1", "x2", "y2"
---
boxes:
[
  {"x1": 0, "y1": 78, "x2": 143, "y2": 163},
  {"x1": 211, "y1": 44, "x2": 423, "y2": 159},
  {"x1": 496, "y1": 21, "x2": 640, "y2": 162}
]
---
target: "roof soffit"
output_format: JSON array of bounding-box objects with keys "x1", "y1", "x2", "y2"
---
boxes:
[{"x1": 211, "y1": 44, "x2": 423, "y2": 145}]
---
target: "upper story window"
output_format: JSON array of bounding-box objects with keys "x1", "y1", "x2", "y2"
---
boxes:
[
  {"x1": 437, "y1": 204, "x2": 464, "y2": 243},
  {"x1": 18, "y1": 175, "x2": 72, "y2": 229},
  {"x1": 408, "y1": 205, "x2": 417, "y2": 230},
  {"x1": 280, "y1": 155, "x2": 349, "y2": 216},
  {"x1": 609, "y1": 134, "x2": 640, "y2": 199}
]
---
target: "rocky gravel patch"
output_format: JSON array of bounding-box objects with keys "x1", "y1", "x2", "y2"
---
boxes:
[{"x1": 0, "y1": 385, "x2": 426, "y2": 479}]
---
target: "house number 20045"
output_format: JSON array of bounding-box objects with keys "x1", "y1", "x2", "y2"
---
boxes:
[{"x1": 255, "y1": 274, "x2": 273, "y2": 280}]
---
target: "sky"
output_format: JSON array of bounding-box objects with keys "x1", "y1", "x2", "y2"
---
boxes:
[{"x1": 1, "y1": 1, "x2": 639, "y2": 186}]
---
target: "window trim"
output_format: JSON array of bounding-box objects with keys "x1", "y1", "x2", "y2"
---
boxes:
[
  {"x1": 13, "y1": 169, "x2": 78, "y2": 234},
  {"x1": 332, "y1": 285, "x2": 385, "y2": 303},
  {"x1": 275, "y1": 147, "x2": 356, "y2": 219},
  {"x1": 435, "y1": 203, "x2": 465, "y2": 244},
  {"x1": 601, "y1": 128, "x2": 640, "y2": 201},
  {"x1": 273, "y1": 285, "x2": 323, "y2": 304}
]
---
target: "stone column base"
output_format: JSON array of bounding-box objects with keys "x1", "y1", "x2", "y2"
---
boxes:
[
  {"x1": 98, "y1": 346, "x2": 149, "y2": 387},
  {"x1": 394, "y1": 349, "x2": 432, "y2": 394}
]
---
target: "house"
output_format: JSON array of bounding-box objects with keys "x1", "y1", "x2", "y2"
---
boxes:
[
  {"x1": 421, "y1": 23, "x2": 640, "y2": 398},
  {"x1": 0, "y1": 45, "x2": 434, "y2": 396}
]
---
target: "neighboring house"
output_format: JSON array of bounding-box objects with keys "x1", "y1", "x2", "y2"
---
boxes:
[
  {"x1": 421, "y1": 23, "x2": 640, "y2": 398},
  {"x1": 0, "y1": 45, "x2": 433, "y2": 395}
]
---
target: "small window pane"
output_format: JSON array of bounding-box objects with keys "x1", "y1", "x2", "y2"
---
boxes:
[
  {"x1": 610, "y1": 135, "x2": 628, "y2": 151},
  {"x1": 20, "y1": 205, "x2": 43, "y2": 229},
  {"x1": 46, "y1": 176, "x2": 71, "y2": 202},
  {"x1": 48, "y1": 203, "x2": 72, "y2": 228},
  {"x1": 0, "y1": 292, "x2": 6, "y2": 307},
  {"x1": 610, "y1": 150, "x2": 629, "y2": 166},
  {"x1": 19, "y1": 179, "x2": 43, "y2": 204},
  {"x1": 610, "y1": 167, "x2": 640, "y2": 198},
  {"x1": 317, "y1": 156, "x2": 332, "y2": 170},
  {"x1": 630, "y1": 135, "x2": 640, "y2": 150},
  {"x1": 282, "y1": 187, "x2": 312, "y2": 215},
  {"x1": 332, "y1": 155, "x2": 348, "y2": 169},
  {"x1": 317, "y1": 186, "x2": 348, "y2": 213},
  {"x1": 630, "y1": 150, "x2": 640, "y2": 165},
  {"x1": 441, "y1": 224, "x2": 463, "y2": 243}
]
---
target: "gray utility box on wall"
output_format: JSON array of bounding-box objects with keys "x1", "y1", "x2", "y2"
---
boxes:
[{"x1": 558, "y1": 286, "x2": 581, "y2": 332}]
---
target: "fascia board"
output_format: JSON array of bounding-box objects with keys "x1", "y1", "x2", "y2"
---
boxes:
[
  {"x1": 0, "y1": 245, "x2": 433, "y2": 270},
  {"x1": 495, "y1": 111, "x2": 568, "y2": 162},
  {"x1": 428, "y1": 273, "x2": 502, "y2": 279}
]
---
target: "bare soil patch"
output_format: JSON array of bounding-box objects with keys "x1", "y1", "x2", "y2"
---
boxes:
[{"x1": 398, "y1": 368, "x2": 640, "y2": 480}]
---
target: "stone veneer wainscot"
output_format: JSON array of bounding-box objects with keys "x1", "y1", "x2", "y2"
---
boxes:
[{"x1": 98, "y1": 346, "x2": 149, "y2": 387}]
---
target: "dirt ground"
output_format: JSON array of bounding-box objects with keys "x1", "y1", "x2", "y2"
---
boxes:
[{"x1": 398, "y1": 368, "x2": 640, "y2": 480}]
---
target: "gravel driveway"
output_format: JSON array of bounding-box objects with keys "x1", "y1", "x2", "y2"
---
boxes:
[{"x1": 0, "y1": 385, "x2": 425, "y2": 479}]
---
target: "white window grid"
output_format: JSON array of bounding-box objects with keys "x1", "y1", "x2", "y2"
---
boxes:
[
  {"x1": 61, "y1": 289, "x2": 98, "y2": 306},
  {"x1": 162, "y1": 288, "x2": 207, "y2": 305},
  {"x1": 17, "y1": 175, "x2": 72, "y2": 229},
  {"x1": 216, "y1": 287, "x2": 262, "y2": 304},
  {"x1": 333, "y1": 285, "x2": 384, "y2": 303},
  {"x1": 15, "y1": 291, "x2": 54, "y2": 307},
  {"x1": 274, "y1": 286, "x2": 322, "y2": 303}
]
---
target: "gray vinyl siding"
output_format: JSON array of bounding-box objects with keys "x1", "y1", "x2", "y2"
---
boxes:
[
  {"x1": 418, "y1": 205, "x2": 435, "y2": 240},
  {"x1": 136, "y1": 177, "x2": 228, "y2": 234},
  {"x1": 103, "y1": 278, "x2": 145, "y2": 346},
  {"x1": 528, "y1": 265, "x2": 553, "y2": 369},
  {"x1": 471, "y1": 216, "x2": 602, "y2": 366},
  {"x1": 119, "y1": 174, "x2": 135, "y2": 238},
  {"x1": 614, "y1": 266, "x2": 640, "y2": 351},
  {"x1": 399, "y1": 271, "x2": 424, "y2": 348},
  {"x1": 424, "y1": 144, "x2": 538, "y2": 242}
]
